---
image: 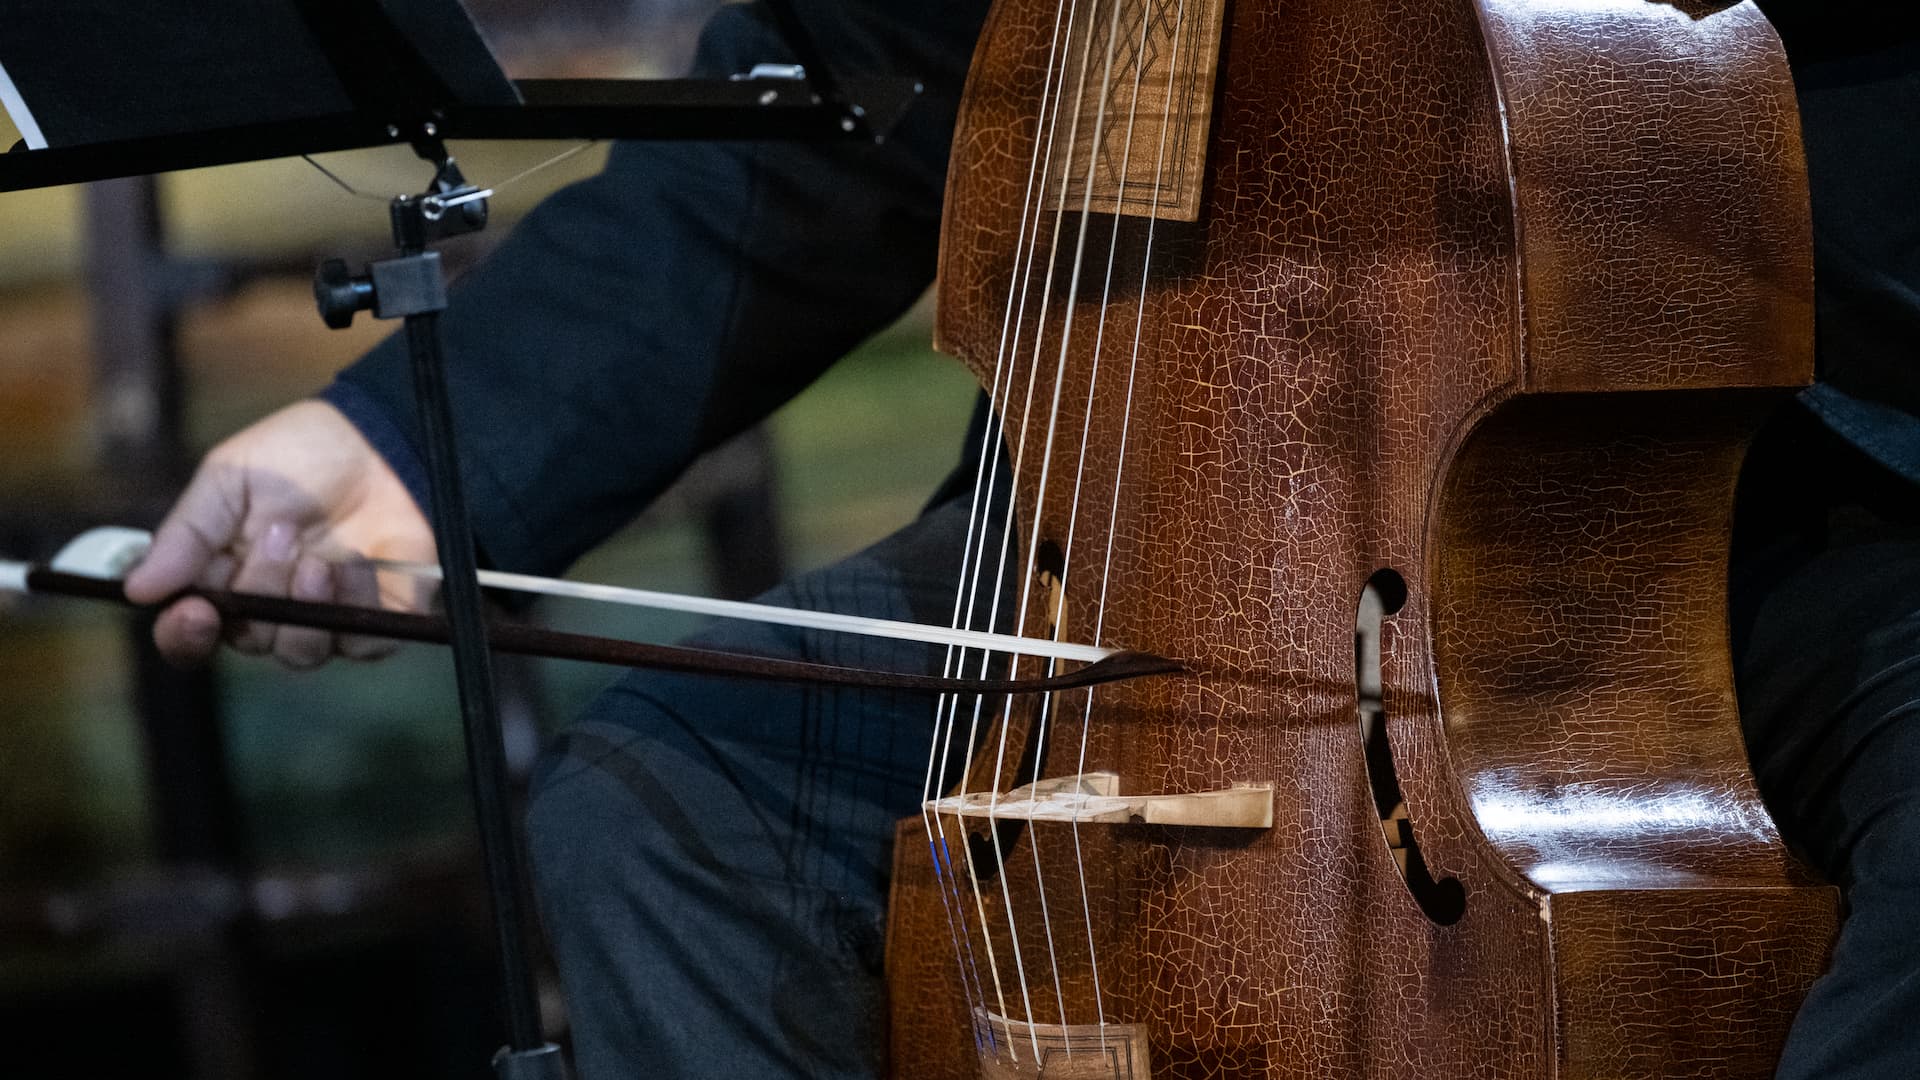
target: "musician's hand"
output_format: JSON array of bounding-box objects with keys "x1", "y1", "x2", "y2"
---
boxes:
[{"x1": 124, "y1": 399, "x2": 437, "y2": 669}]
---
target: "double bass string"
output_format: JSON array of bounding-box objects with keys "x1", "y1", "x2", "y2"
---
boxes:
[
  {"x1": 952, "y1": 0, "x2": 1114, "y2": 1052},
  {"x1": 1041, "y1": 0, "x2": 1175, "y2": 1048},
  {"x1": 928, "y1": 0, "x2": 1089, "y2": 1057},
  {"x1": 928, "y1": 0, "x2": 1170, "y2": 1055},
  {"x1": 962, "y1": 0, "x2": 1127, "y2": 1046},
  {"x1": 916, "y1": 0, "x2": 1080, "y2": 1034},
  {"x1": 1063, "y1": 0, "x2": 1194, "y2": 1051},
  {"x1": 993, "y1": 0, "x2": 1142, "y2": 1050},
  {"x1": 929, "y1": 0, "x2": 1172, "y2": 1055}
]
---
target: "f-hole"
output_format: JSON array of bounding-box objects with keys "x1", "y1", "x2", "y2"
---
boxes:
[
  {"x1": 1357, "y1": 570, "x2": 1466, "y2": 925},
  {"x1": 965, "y1": 538, "x2": 1069, "y2": 883}
]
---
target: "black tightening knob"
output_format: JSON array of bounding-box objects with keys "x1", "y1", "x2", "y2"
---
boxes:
[{"x1": 314, "y1": 258, "x2": 375, "y2": 330}]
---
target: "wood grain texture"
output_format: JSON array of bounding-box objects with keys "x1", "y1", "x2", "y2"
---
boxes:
[{"x1": 889, "y1": 0, "x2": 1834, "y2": 1075}]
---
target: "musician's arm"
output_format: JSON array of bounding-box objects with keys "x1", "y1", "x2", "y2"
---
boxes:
[
  {"x1": 322, "y1": 0, "x2": 985, "y2": 579},
  {"x1": 127, "y1": 0, "x2": 986, "y2": 667}
]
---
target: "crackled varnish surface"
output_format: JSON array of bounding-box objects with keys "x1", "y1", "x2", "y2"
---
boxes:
[{"x1": 887, "y1": 0, "x2": 1839, "y2": 1076}]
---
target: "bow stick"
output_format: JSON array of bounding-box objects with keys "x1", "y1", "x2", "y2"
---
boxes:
[{"x1": 0, "y1": 528, "x2": 1181, "y2": 695}]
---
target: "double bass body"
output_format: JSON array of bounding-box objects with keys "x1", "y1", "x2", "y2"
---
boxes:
[{"x1": 888, "y1": 0, "x2": 1838, "y2": 1075}]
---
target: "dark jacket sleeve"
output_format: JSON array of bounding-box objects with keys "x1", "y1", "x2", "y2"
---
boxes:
[
  {"x1": 1748, "y1": 4, "x2": 1920, "y2": 484},
  {"x1": 322, "y1": 1, "x2": 987, "y2": 576}
]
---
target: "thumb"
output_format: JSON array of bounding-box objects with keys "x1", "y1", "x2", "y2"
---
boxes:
[{"x1": 125, "y1": 464, "x2": 245, "y2": 604}]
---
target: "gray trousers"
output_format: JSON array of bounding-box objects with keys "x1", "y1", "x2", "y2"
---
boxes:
[
  {"x1": 1733, "y1": 403, "x2": 1920, "y2": 1080},
  {"x1": 528, "y1": 496, "x2": 990, "y2": 1078}
]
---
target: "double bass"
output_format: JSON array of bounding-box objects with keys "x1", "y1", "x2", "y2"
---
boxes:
[{"x1": 886, "y1": 0, "x2": 1837, "y2": 1075}]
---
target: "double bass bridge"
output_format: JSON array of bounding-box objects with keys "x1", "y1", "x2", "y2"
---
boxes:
[{"x1": 926, "y1": 772, "x2": 1273, "y2": 829}]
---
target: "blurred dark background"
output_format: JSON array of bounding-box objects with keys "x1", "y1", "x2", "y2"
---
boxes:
[{"x1": 0, "y1": 4, "x2": 977, "y2": 1076}]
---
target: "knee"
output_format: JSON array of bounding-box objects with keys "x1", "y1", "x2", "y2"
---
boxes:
[
  {"x1": 524, "y1": 670, "x2": 703, "y2": 918},
  {"x1": 526, "y1": 722, "x2": 644, "y2": 908},
  {"x1": 525, "y1": 667, "x2": 694, "y2": 870}
]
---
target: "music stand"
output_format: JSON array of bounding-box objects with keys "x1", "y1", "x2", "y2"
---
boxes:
[{"x1": 0, "y1": 4, "x2": 919, "y2": 1077}]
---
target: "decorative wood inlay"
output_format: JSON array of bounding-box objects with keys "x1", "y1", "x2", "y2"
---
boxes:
[{"x1": 1047, "y1": 0, "x2": 1226, "y2": 223}]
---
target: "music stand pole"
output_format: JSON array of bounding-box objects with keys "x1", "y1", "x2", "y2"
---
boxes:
[{"x1": 315, "y1": 141, "x2": 561, "y2": 1080}]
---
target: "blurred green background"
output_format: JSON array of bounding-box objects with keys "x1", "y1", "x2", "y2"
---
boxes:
[{"x1": 0, "y1": 4, "x2": 981, "y2": 1071}]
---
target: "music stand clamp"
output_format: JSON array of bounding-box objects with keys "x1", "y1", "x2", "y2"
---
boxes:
[{"x1": 311, "y1": 132, "x2": 561, "y2": 1079}]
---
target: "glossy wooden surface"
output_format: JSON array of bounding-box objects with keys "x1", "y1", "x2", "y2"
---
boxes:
[{"x1": 887, "y1": 0, "x2": 1837, "y2": 1075}]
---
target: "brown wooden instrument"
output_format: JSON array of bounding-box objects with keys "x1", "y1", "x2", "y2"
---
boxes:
[{"x1": 886, "y1": 0, "x2": 1838, "y2": 1075}]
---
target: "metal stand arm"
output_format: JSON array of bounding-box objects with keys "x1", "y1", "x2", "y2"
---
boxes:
[{"x1": 317, "y1": 153, "x2": 564, "y2": 1079}]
